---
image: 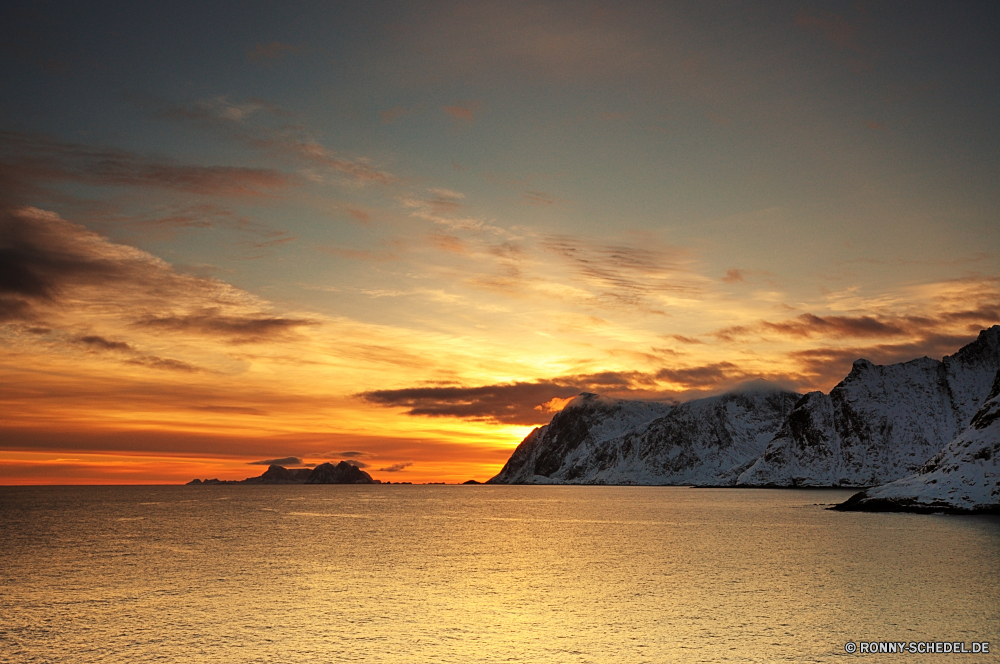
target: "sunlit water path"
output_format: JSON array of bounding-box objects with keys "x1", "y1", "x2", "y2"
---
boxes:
[{"x1": 2, "y1": 485, "x2": 998, "y2": 662}]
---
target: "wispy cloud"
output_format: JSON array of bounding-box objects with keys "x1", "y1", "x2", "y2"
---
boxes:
[
  {"x1": 135, "y1": 310, "x2": 313, "y2": 344},
  {"x1": 380, "y1": 105, "x2": 417, "y2": 124},
  {"x1": 150, "y1": 97, "x2": 395, "y2": 185},
  {"x1": 345, "y1": 208, "x2": 371, "y2": 224},
  {"x1": 713, "y1": 306, "x2": 1000, "y2": 344},
  {"x1": 401, "y1": 189, "x2": 513, "y2": 237},
  {"x1": 655, "y1": 362, "x2": 742, "y2": 388},
  {"x1": 763, "y1": 313, "x2": 910, "y2": 339},
  {"x1": 1, "y1": 206, "x2": 313, "y2": 348},
  {"x1": 442, "y1": 101, "x2": 480, "y2": 124},
  {"x1": 248, "y1": 456, "x2": 306, "y2": 466},
  {"x1": 722, "y1": 269, "x2": 745, "y2": 283},
  {"x1": 76, "y1": 335, "x2": 132, "y2": 351},
  {"x1": 541, "y1": 234, "x2": 702, "y2": 310},
  {"x1": 73, "y1": 334, "x2": 200, "y2": 373},
  {"x1": 0, "y1": 131, "x2": 293, "y2": 198},
  {"x1": 377, "y1": 461, "x2": 412, "y2": 472},
  {"x1": 521, "y1": 190, "x2": 557, "y2": 207}
]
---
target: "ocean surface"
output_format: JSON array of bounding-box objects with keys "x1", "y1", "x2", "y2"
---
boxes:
[{"x1": 1, "y1": 485, "x2": 998, "y2": 663}]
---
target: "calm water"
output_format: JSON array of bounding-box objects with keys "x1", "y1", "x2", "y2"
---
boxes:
[{"x1": 1, "y1": 485, "x2": 998, "y2": 663}]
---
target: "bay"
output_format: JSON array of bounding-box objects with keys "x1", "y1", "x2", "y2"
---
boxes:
[{"x1": 1, "y1": 485, "x2": 998, "y2": 662}]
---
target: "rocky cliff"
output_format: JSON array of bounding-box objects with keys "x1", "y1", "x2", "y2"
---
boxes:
[
  {"x1": 738, "y1": 326, "x2": 1000, "y2": 487},
  {"x1": 305, "y1": 461, "x2": 375, "y2": 484},
  {"x1": 834, "y1": 369, "x2": 1000, "y2": 513},
  {"x1": 488, "y1": 393, "x2": 674, "y2": 484}
]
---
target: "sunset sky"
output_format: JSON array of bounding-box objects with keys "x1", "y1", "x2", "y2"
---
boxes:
[{"x1": 2, "y1": 1, "x2": 998, "y2": 484}]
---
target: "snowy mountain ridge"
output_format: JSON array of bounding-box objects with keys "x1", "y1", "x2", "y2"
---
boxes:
[
  {"x1": 738, "y1": 326, "x2": 1000, "y2": 487},
  {"x1": 835, "y1": 368, "x2": 1000, "y2": 514},
  {"x1": 489, "y1": 388, "x2": 801, "y2": 485},
  {"x1": 489, "y1": 326, "x2": 1000, "y2": 495}
]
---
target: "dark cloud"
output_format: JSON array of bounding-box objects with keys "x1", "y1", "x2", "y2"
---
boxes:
[
  {"x1": 248, "y1": 456, "x2": 305, "y2": 466},
  {"x1": 360, "y1": 381, "x2": 586, "y2": 425},
  {"x1": 567, "y1": 370, "x2": 653, "y2": 388},
  {"x1": 709, "y1": 324, "x2": 753, "y2": 343},
  {"x1": 361, "y1": 321, "x2": 1000, "y2": 426},
  {"x1": 0, "y1": 206, "x2": 312, "y2": 348},
  {"x1": 76, "y1": 335, "x2": 133, "y2": 351},
  {"x1": 0, "y1": 131, "x2": 293, "y2": 198},
  {"x1": 943, "y1": 306, "x2": 1000, "y2": 324},
  {"x1": 655, "y1": 362, "x2": 743, "y2": 388},
  {"x1": 1, "y1": 207, "x2": 133, "y2": 304},
  {"x1": 378, "y1": 462, "x2": 412, "y2": 472},
  {"x1": 761, "y1": 313, "x2": 909, "y2": 339},
  {"x1": 362, "y1": 370, "x2": 676, "y2": 425},
  {"x1": 669, "y1": 334, "x2": 703, "y2": 344},
  {"x1": 714, "y1": 309, "x2": 1000, "y2": 344},
  {"x1": 0, "y1": 206, "x2": 174, "y2": 321},
  {"x1": 135, "y1": 310, "x2": 313, "y2": 343},
  {"x1": 74, "y1": 332, "x2": 200, "y2": 374},
  {"x1": 125, "y1": 356, "x2": 201, "y2": 373},
  {"x1": 0, "y1": 297, "x2": 35, "y2": 322}
]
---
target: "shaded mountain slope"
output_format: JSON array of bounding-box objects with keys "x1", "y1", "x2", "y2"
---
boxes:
[
  {"x1": 738, "y1": 326, "x2": 1000, "y2": 487},
  {"x1": 489, "y1": 388, "x2": 800, "y2": 485},
  {"x1": 834, "y1": 370, "x2": 1000, "y2": 514}
]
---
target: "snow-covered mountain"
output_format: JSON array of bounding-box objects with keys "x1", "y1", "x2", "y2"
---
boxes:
[
  {"x1": 489, "y1": 388, "x2": 801, "y2": 485},
  {"x1": 834, "y1": 369, "x2": 1000, "y2": 514},
  {"x1": 737, "y1": 326, "x2": 1000, "y2": 487},
  {"x1": 488, "y1": 393, "x2": 675, "y2": 484}
]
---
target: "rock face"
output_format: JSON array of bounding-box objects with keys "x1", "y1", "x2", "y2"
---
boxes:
[
  {"x1": 489, "y1": 393, "x2": 674, "y2": 484},
  {"x1": 738, "y1": 326, "x2": 1000, "y2": 487},
  {"x1": 834, "y1": 370, "x2": 1000, "y2": 514},
  {"x1": 489, "y1": 388, "x2": 800, "y2": 485},
  {"x1": 306, "y1": 461, "x2": 375, "y2": 484},
  {"x1": 251, "y1": 465, "x2": 311, "y2": 484}
]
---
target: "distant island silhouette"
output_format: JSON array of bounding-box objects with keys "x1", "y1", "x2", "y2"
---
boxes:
[
  {"x1": 186, "y1": 461, "x2": 492, "y2": 485},
  {"x1": 187, "y1": 461, "x2": 388, "y2": 485}
]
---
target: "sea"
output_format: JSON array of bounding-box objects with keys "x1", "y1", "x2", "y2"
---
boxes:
[{"x1": 1, "y1": 485, "x2": 998, "y2": 663}]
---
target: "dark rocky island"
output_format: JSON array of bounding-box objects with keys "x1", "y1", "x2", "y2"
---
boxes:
[
  {"x1": 306, "y1": 461, "x2": 376, "y2": 484},
  {"x1": 187, "y1": 461, "x2": 377, "y2": 485}
]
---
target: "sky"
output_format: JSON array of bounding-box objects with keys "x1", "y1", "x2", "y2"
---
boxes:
[{"x1": 1, "y1": 0, "x2": 998, "y2": 484}]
